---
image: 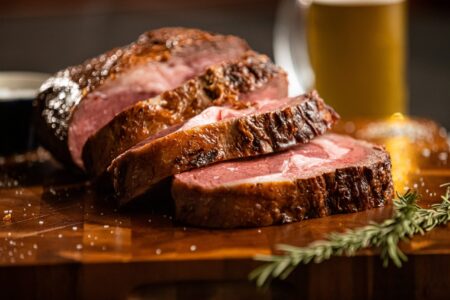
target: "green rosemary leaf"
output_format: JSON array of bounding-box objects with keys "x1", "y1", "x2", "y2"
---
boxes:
[
  {"x1": 255, "y1": 262, "x2": 277, "y2": 287},
  {"x1": 272, "y1": 257, "x2": 292, "y2": 277},
  {"x1": 279, "y1": 263, "x2": 298, "y2": 280},
  {"x1": 248, "y1": 263, "x2": 271, "y2": 281},
  {"x1": 250, "y1": 184, "x2": 450, "y2": 287},
  {"x1": 276, "y1": 244, "x2": 302, "y2": 252}
]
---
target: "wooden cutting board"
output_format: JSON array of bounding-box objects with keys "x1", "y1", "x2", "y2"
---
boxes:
[{"x1": 0, "y1": 117, "x2": 449, "y2": 300}]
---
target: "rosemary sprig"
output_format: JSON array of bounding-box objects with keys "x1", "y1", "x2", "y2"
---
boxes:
[{"x1": 249, "y1": 184, "x2": 450, "y2": 287}]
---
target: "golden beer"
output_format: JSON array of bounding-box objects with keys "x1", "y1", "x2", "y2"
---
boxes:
[{"x1": 306, "y1": 0, "x2": 406, "y2": 117}]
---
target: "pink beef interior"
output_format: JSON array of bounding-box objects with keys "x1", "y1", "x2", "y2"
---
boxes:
[
  {"x1": 174, "y1": 134, "x2": 372, "y2": 188},
  {"x1": 179, "y1": 97, "x2": 294, "y2": 131},
  {"x1": 68, "y1": 44, "x2": 247, "y2": 168},
  {"x1": 239, "y1": 73, "x2": 288, "y2": 104}
]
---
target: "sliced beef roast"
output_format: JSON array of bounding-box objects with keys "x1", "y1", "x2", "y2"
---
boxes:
[
  {"x1": 109, "y1": 91, "x2": 339, "y2": 205},
  {"x1": 82, "y1": 52, "x2": 288, "y2": 177},
  {"x1": 34, "y1": 27, "x2": 249, "y2": 169},
  {"x1": 172, "y1": 134, "x2": 394, "y2": 228}
]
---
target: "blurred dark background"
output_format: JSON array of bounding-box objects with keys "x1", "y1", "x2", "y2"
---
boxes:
[{"x1": 0, "y1": 0, "x2": 449, "y2": 128}]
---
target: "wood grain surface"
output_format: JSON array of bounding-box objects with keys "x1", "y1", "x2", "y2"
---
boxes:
[{"x1": 0, "y1": 116, "x2": 449, "y2": 299}]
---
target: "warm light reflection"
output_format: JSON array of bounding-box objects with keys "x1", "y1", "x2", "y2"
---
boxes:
[
  {"x1": 384, "y1": 136, "x2": 416, "y2": 191},
  {"x1": 390, "y1": 112, "x2": 405, "y2": 121},
  {"x1": 383, "y1": 113, "x2": 417, "y2": 191}
]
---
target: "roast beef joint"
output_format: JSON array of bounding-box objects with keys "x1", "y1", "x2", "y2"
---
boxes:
[{"x1": 33, "y1": 27, "x2": 395, "y2": 228}]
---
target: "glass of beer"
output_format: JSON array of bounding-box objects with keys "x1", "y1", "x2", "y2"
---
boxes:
[{"x1": 274, "y1": 0, "x2": 407, "y2": 118}]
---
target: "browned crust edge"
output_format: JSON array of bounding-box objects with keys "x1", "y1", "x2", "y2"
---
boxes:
[
  {"x1": 82, "y1": 52, "x2": 287, "y2": 177},
  {"x1": 172, "y1": 149, "x2": 394, "y2": 228},
  {"x1": 109, "y1": 91, "x2": 340, "y2": 205}
]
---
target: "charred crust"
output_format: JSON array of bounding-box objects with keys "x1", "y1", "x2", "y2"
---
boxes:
[
  {"x1": 188, "y1": 149, "x2": 220, "y2": 168},
  {"x1": 202, "y1": 86, "x2": 220, "y2": 101},
  {"x1": 174, "y1": 147, "x2": 219, "y2": 169},
  {"x1": 232, "y1": 93, "x2": 338, "y2": 156},
  {"x1": 267, "y1": 109, "x2": 295, "y2": 148}
]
